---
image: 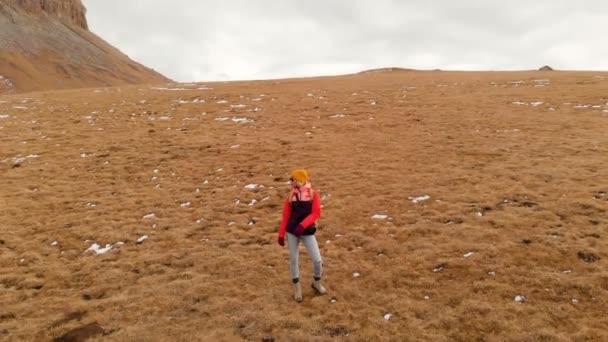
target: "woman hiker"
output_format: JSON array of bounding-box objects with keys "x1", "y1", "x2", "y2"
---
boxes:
[{"x1": 277, "y1": 169, "x2": 327, "y2": 302}]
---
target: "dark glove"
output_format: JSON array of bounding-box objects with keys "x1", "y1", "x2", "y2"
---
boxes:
[
  {"x1": 294, "y1": 224, "x2": 305, "y2": 237},
  {"x1": 278, "y1": 236, "x2": 285, "y2": 246}
]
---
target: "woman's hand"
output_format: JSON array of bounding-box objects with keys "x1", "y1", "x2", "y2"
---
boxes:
[{"x1": 277, "y1": 236, "x2": 285, "y2": 246}]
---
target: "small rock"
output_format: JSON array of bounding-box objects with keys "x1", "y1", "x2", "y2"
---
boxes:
[
  {"x1": 353, "y1": 272, "x2": 361, "y2": 278},
  {"x1": 50, "y1": 241, "x2": 58, "y2": 246},
  {"x1": 578, "y1": 251, "x2": 599, "y2": 263},
  {"x1": 464, "y1": 252, "x2": 475, "y2": 258},
  {"x1": 384, "y1": 313, "x2": 392, "y2": 321},
  {"x1": 136, "y1": 235, "x2": 149, "y2": 244},
  {"x1": 514, "y1": 295, "x2": 526, "y2": 302}
]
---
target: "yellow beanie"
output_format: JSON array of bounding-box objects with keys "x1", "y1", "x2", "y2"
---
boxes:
[{"x1": 291, "y1": 169, "x2": 308, "y2": 183}]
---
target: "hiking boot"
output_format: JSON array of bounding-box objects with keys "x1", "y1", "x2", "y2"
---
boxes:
[
  {"x1": 293, "y1": 282, "x2": 303, "y2": 302},
  {"x1": 312, "y1": 279, "x2": 327, "y2": 295}
]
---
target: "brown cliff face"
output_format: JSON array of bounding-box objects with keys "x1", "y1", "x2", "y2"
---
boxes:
[
  {"x1": 4, "y1": 0, "x2": 88, "y2": 29},
  {"x1": 0, "y1": 0, "x2": 170, "y2": 93}
]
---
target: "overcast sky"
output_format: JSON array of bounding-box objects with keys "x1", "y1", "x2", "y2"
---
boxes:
[{"x1": 83, "y1": 0, "x2": 608, "y2": 82}]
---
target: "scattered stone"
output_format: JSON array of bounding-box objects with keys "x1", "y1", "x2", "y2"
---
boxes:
[
  {"x1": 464, "y1": 252, "x2": 475, "y2": 258},
  {"x1": 53, "y1": 322, "x2": 105, "y2": 342},
  {"x1": 384, "y1": 313, "x2": 393, "y2": 321},
  {"x1": 578, "y1": 251, "x2": 600, "y2": 263},
  {"x1": 514, "y1": 295, "x2": 526, "y2": 302},
  {"x1": 371, "y1": 214, "x2": 388, "y2": 220},
  {"x1": 353, "y1": 272, "x2": 361, "y2": 278}
]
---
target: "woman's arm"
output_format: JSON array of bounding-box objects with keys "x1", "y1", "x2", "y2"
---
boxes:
[
  {"x1": 299, "y1": 191, "x2": 321, "y2": 229},
  {"x1": 278, "y1": 199, "x2": 292, "y2": 238}
]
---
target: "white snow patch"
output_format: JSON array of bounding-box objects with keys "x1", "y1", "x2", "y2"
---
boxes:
[
  {"x1": 0, "y1": 115, "x2": 10, "y2": 119},
  {"x1": 180, "y1": 202, "x2": 191, "y2": 208},
  {"x1": 143, "y1": 213, "x2": 156, "y2": 219},
  {"x1": 353, "y1": 272, "x2": 361, "y2": 277},
  {"x1": 409, "y1": 195, "x2": 430, "y2": 203},
  {"x1": 136, "y1": 235, "x2": 149, "y2": 243},
  {"x1": 150, "y1": 87, "x2": 190, "y2": 91},
  {"x1": 530, "y1": 101, "x2": 544, "y2": 107},
  {"x1": 215, "y1": 117, "x2": 253, "y2": 123},
  {"x1": 4, "y1": 154, "x2": 40, "y2": 165},
  {"x1": 384, "y1": 313, "x2": 393, "y2": 321},
  {"x1": 464, "y1": 252, "x2": 475, "y2": 258},
  {"x1": 85, "y1": 242, "x2": 122, "y2": 255},
  {"x1": 514, "y1": 295, "x2": 526, "y2": 302},
  {"x1": 249, "y1": 199, "x2": 258, "y2": 206},
  {"x1": 230, "y1": 104, "x2": 247, "y2": 109},
  {"x1": 329, "y1": 114, "x2": 346, "y2": 118},
  {"x1": 50, "y1": 241, "x2": 58, "y2": 246},
  {"x1": 244, "y1": 184, "x2": 258, "y2": 189},
  {"x1": 371, "y1": 214, "x2": 388, "y2": 220}
]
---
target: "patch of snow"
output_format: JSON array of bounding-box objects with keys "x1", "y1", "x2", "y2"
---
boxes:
[
  {"x1": 136, "y1": 235, "x2": 149, "y2": 243},
  {"x1": 353, "y1": 272, "x2": 361, "y2": 277},
  {"x1": 249, "y1": 199, "x2": 258, "y2": 206},
  {"x1": 488, "y1": 271, "x2": 496, "y2": 276},
  {"x1": 143, "y1": 213, "x2": 156, "y2": 219},
  {"x1": 215, "y1": 117, "x2": 253, "y2": 123},
  {"x1": 514, "y1": 295, "x2": 526, "y2": 302},
  {"x1": 244, "y1": 184, "x2": 258, "y2": 189},
  {"x1": 150, "y1": 87, "x2": 190, "y2": 91},
  {"x1": 530, "y1": 101, "x2": 544, "y2": 107},
  {"x1": 409, "y1": 195, "x2": 430, "y2": 203},
  {"x1": 50, "y1": 241, "x2": 58, "y2": 246},
  {"x1": 5, "y1": 154, "x2": 40, "y2": 165},
  {"x1": 0, "y1": 115, "x2": 10, "y2": 119},
  {"x1": 180, "y1": 202, "x2": 191, "y2": 207},
  {"x1": 371, "y1": 214, "x2": 388, "y2": 220},
  {"x1": 13, "y1": 106, "x2": 28, "y2": 110},
  {"x1": 464, "y1": 252, "x2": 475, "y2": 258},
  {"x1": 85, "y1": 242, "x2": 120, "y2": 255},
  {"x1": 384, "y1": 313, "x2": 393, "y2": 321},
  {"x1": 231, "y1": 104, "x2": 247, "y2": 108},
  {"x1": 329, "y1": 114, "x2": 346, "y2": 118}
]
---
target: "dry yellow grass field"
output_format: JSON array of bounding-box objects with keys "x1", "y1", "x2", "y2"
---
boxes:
[{"x1": 1, "y1": 69, "x2": 607, "y2": 341}]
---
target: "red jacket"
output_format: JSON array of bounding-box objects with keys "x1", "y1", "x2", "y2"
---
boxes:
[{"x1": 278, "y1": 190, "x2": 321, "y2": 238}]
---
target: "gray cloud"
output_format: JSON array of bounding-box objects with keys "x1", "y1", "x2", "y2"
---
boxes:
[{"x1": 83, "y1": 0, "x2": 608, "y2": 81}]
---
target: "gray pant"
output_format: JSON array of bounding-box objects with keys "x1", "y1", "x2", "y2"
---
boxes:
[{"x1": 287, "y1": 232, "x2": 322, "y2": 281}]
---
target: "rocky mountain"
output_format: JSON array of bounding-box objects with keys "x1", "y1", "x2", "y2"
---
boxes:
[{"x1": 0, "y1": 0, "x2": 169, "y2": 93}]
